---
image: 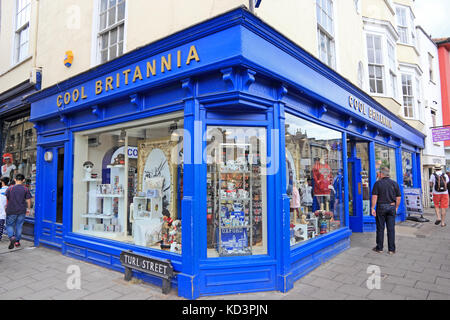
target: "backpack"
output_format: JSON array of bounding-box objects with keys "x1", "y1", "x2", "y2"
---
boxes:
[{"x1": 434, "y1": 173, "x2": 448, "y2": 192}]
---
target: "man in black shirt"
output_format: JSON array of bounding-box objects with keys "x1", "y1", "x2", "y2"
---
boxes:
[{"x1": 371, "y1": 167, "x2": 402, "y2": 255}]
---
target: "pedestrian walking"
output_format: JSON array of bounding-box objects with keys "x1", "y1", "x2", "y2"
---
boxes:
[
  {"x1": 0, "y1": 176, "x2": 10, "y2": 240},
  {"x1": 371, "y1": 166, "x2": 401, "y2": 255},
  {"x1": 429, "y1": 165, "x2": 448, "y2": 227},
  {"x1": 5, "y1": 174, "x2": 32, "y2": 249}
]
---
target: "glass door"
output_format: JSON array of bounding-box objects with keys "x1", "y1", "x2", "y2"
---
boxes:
[{"x1": 348, "y1": 157, "x2": 363, "y2": 232}]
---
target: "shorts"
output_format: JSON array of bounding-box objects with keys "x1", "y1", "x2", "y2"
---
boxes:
[{"x1": 433, "y1": 194, "x2": 449, "y2": 209}]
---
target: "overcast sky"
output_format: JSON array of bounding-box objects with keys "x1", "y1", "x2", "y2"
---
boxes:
[{"x1": 415, "y1": 0, "x2": 450, "y2": 38}]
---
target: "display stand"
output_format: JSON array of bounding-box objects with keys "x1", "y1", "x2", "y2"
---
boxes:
[{"x1": 214, "y1": 143, "x2": 254, "y2": 257}]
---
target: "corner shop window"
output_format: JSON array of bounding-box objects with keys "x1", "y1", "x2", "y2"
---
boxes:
[
  {"x1": 1, "y1": 117, "x2": 36, "y2": 218},
  {"x1": 73, "y1": 112, "x2": 184, "y2": 253},
  {"x1": 375, "y1": 144, "x2": 397, "y2": 182},
  {"x1": 402, "y1": 151, "x2": 413, "y2": 188},
  {"x1": 206, "y1": 126, "x2": 267, "y2": 257},
  {"x1": 285, "y1": 113, "x2": 344, "y2": 247}
]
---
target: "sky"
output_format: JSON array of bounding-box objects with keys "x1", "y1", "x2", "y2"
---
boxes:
[{"x1": 415, "y1": 0, "x2": 450, "y2": 38}]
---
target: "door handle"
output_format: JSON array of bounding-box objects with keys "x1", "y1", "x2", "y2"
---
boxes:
[{"x1": 358, "y1": 183, "x2": 362, "y2": 195}]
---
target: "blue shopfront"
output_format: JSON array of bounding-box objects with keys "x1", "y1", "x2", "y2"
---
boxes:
[{"x1": 28, "y1": 8, "x2": 424, "y2": 299}]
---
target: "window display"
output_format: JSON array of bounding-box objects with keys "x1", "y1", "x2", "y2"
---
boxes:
[
  {"x1": 1, "y1": 117, "x2": 37, "y2": 218},
  {"x1": 206, "y1": 126, "x2": 267, "y2": 257},
  {"x1": 356, "y1": 143, "x2": 371, "y2": 216},
  {"x1": 73, "y1": 112, "x2": 184, "y2": 253},
  {"x1": 285, "y1": 113, "x2": 344, "y2": 246},
  {"x1": 375, "y1": 144, "x2": 397, "y2": 181},
  {"x1": 402, "y1": 151, "x2": 413, "y2": 188}
]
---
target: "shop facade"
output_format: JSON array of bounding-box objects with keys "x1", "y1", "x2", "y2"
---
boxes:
[
  {"x1": 28, "y1": 8, "x2": 424, "y2": 299},
  {"x1": 0, "y1": 77, "x2": 41, "y2": 240}
]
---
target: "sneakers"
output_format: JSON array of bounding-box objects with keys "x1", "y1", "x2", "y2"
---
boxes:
[
  {"x1": 389, "y1": 251, "x2": 395, "y2": 255},
  {"x1": 8, "y1": 238, "x2": 15, "y2": 250},
  {"x1": 14, "y1": 241, "x2": 20, "y2": 248},
  {"x1": 435, "y1": 220, "x2": 441, "y2": 225},
  {"x1": 372, "y1": 247, "x2": 382, "y2": 253}
]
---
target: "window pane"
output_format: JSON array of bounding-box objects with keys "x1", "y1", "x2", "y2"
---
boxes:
[
  {"x1": 117, "y1": 1, "x2": 125, "y2": 21},
  {"x1": 101, "y1": 49, "x2": 108, "y2": 63},
  {"x1": 101, "y1": 33, "x2": 108, "y2": 50},
  {"x1": 100, "y1": 13, "x2": 107, "y2": 31},
  {"x1": 110, "y1": 28, "x2": 118, "y2": 45},
  {"x1": 108, "y1": 7, "x2": 116, "y2": 26},
  {"x1": 73, "y1": 113, "x2": 184, "y2": 253},
  {"x1": 101, "y1": 0, "x2": 108, "y2": 12},
  {"x1": 285, "y1": 113, "x2": 344, "y2": 247},
  {"x1": 118, "y1": 42, "x2": 124, "y2": 56},
  {"x1": 402, "y1": 152, "x2": 413, "y2": 188},
  {"x1": 375, "y1": 145, "x2": 397, "y2": 182},
  {"x1": 206, "y1": 126, "x2": 268, "y2": 257},
  {"x1": 109, "y1": 44, "x2": 117, "y2": 60}
]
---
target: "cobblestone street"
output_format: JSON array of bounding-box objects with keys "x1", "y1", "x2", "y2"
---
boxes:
[{"x1": 0, "y1": 209, "x2": 449, "y2": 300}]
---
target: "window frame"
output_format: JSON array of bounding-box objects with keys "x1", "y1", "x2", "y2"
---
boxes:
[
  {"x1": 96, "y1": 0, "x2": 126, "y2": 64},
  {"x1": 366, "y1": 34, "x2": 385, "y2": 95},
  {"x1": 401, "y1": 73, "x2": 414, "y2": 118},
  {"x1": 13, "y1": 0, "x2": 31, "y2": 64},
  {"x1": 316, "y1": 0, "x2": 336, "y2": 69}
]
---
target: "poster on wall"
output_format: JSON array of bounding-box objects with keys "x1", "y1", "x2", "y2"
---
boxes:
[{"x1": 404, "y1": 188, "x2": 423, "y2": 215}]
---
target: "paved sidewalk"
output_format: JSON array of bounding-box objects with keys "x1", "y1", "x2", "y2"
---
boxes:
[{"x1": 0, "y1": 208, "x2": 449, "y2": 300}]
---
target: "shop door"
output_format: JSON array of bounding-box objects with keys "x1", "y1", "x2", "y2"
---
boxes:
[
  {"x1": 39, "y1": 147, "x2": 65, "y2": 247},
  {"x1": 348, "y1": 157, "x2": 363, "y2": 232}
]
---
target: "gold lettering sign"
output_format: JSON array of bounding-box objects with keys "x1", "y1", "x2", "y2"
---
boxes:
[
  {"x1": 348, "y1": 96, "x2": 392, "y2": 129},
  {"x1": 56, "y1": 45, "x2": 201, "y2": 107}
]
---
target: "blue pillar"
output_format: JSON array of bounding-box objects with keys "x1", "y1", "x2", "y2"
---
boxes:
[
  {"x1": 178, "y1": 78, "x2": 200, "y2": 299},
  {"x1": 396, "y1": 147, "x2": 405, "y2": 221},
  {"x1": 274, "y1": 86, "x2": 292, "y2": 292},
  {"x1": 342, "y1": 132, "x2": 350, "y2": 229}
]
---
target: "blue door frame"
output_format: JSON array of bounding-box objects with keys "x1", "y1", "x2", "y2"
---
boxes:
[
  {"x1": 348, "y1": 157, "x2": 364, "y2": 233},
  {"x1": 36, "y1": 145, "x2": 64, "y2": 248}
]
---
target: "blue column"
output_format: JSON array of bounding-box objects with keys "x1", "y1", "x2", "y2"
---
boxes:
[
  {"x1": 274, "y1": 85, "x2": 292, "y2": 292},
  {"x1": 178, "y1": 78, "x2": 200, "y2": 299},
  {"x1": 396, "y1": 147, "x2": 405, "y2": 221},
  {"x1": 342, "y1": 132, "x2": 349, "y2": 229}
]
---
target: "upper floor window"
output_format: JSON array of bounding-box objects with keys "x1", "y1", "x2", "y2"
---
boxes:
[
  {"x1": 396, "y1": 6, "x2": 415, "y2": 46},
  {"x1": 367, "y1": 34, "x2": 384, "y2": 94},
  {"x1": 431, "y1": 110, "x2": 437, "y2": 128},
  {"x1": 98, "y1": 0, "x2": 126, "y2": 64},
  {"x1": 402, "y1": 74, "x2": 414, "y2": 118},
  {"x1": 316, "y1": 0, "x2": 336, "y2": 69},
  {"x1": 14, "y1": 0, "x2": 31, "y2": 64},
  {"x1": 387, "y1": 41, "x2": 397, "y2": 98},
  {"x1": 428, "y1": 53, "x2": 434, "y2": 82}
]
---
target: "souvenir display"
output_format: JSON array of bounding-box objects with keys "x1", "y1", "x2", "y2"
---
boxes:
[
  {"x1": 73, "y1": 116, "x2": 183, "y2": 251},
  {"x1": 207, "y1": 142, "x2": 264, "y2": 257}
]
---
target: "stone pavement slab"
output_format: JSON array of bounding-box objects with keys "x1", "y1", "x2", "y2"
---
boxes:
[{"x1": 0, "y1": 209, "x2": 447, "y2": 300}]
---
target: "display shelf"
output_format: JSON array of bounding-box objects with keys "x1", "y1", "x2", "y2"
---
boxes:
[
  {"x1": 107, "y1": 164, "x2": 125, "y2": 169},
  {"x1": 81, "y1": 214, "x2": 114, "y2": 219},
  {"x1": 96, "y1": 194, "x2": 124, "y2": 198},
  {"x1": 77, "y1": 229, "x2": 123, "y2": 239},
  {"x1": 83, "y1": 178, "x2": 101, "y2": 182}
]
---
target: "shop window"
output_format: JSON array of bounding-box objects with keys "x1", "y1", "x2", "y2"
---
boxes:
[
  {"x1": 206, "y1": 126, "x2": 267, "y2": 257},
  {"x1": 402, "y1": 151, "x2": 413, "y2": 188},
  {"x1": 1, "y1": 117, "x2": 37, "y2": 218},
  {"x1": 98, "y1": 0, "x2": 126, "y2": 64},
  {"x1": 356, "y1": 143, "x2": 371, "y2": 216},
  {"x1": 375, "y1": 144, "x2": 397, "y2": 182},
  {"x1": 73, "y1": 113, "x2": 184, "y2": 253},
  {"x1": 285, "y1": 114, "x2": 344, "y2": 247}
]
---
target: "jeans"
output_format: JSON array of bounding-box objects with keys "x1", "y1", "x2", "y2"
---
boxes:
[
  {"x1": 0, "y1": 219, "x2": 5, "y2": 237},
  {"x1": 375, "y1": 204, "x2": 396, "y2": 252},
  {"x1": 6, "y1": 214, "x2": 26, "y2": 242}
]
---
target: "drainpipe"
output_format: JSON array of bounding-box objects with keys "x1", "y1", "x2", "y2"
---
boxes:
[{"x1": 31, "y1": 0, "x2": 41, "y2": 89}]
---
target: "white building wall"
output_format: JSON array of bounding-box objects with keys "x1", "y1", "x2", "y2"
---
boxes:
[{"x1": 416, "y1": 26, "x2": 445, "y2": 207}]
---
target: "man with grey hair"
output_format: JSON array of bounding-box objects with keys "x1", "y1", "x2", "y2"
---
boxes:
[{"x1": 371, "y1": 166, "x2": 401, "y2": 255}]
